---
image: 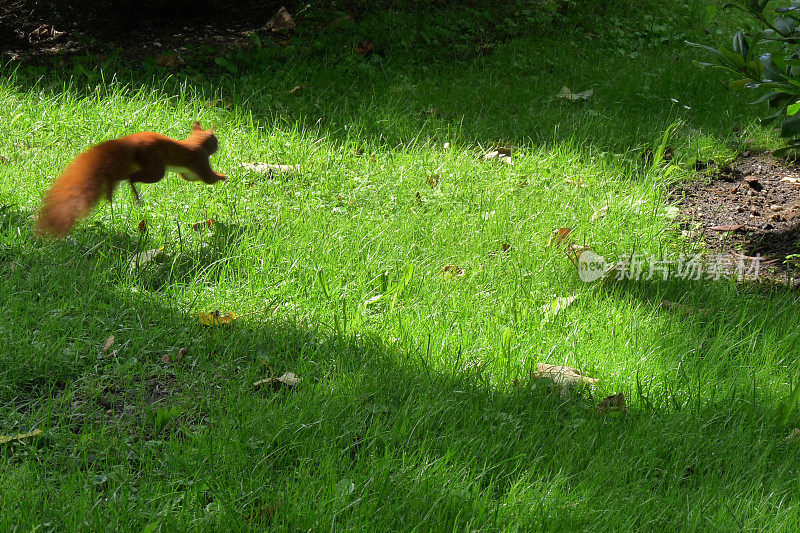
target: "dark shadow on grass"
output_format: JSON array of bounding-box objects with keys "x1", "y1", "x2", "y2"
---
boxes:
[{"x1": 2, "y1": 229, "x2": 799, "y2": 529}]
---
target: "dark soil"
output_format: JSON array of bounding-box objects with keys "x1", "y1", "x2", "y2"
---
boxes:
[
  {"x1": 671, "y1": 152, "x2": 800, "y2": 285},
  {"x1": 0, "y1": 2, "x2": 290, "y2": 64}
]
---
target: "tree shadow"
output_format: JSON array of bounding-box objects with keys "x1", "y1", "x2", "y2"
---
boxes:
[{"x1": 2, "y1": 221, "x2": 799, "y2": 529}]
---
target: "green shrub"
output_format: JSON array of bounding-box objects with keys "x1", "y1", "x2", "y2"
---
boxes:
[{"x1": 689, "y1": 0, "x2": 800, "y2": 156}]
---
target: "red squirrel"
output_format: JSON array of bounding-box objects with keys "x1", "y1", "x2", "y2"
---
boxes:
[{"x1": 36, "y1": 122, "x2": 226, "y2": 237}]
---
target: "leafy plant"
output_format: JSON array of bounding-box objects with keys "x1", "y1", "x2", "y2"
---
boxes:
[{"x1": 688, "y1": 0, "x2": 800, "y2": 155}]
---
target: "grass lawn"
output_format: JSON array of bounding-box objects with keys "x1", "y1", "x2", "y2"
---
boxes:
[{"x1": 2, "y1": 1, "x2": 800, "y2": 530}]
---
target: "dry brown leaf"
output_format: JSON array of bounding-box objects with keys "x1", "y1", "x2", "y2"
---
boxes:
[
  {"x1": 0, "y1": 429, "x2": 43, "y2": 445},
  {"x1": 129, "y1": 247, "x2": 163, "y2": 272},
  {"x1": 540, "y1": 295, "x2": 578, "y2": 318},
  {"x1": 266, "y1": 6, "x2": 295, "y2": 33},
  {"x1": 709, "y1": 224, "x2": 744, "y2": 232},
  {"x1": 489, "y1": 144, "x2": 518, "y2": 156},
  {"x1": 557, "y1": 87, "x2": 593, "y2": 101},
  {"x1": 591, "y1": 206, "x2": 608, "y2": 222},
  {"x1": 501, "y1": 242, "x2": 512, "y2": 253},
  {"x1": 102, "y1": 335, "x2": 115, "y2": 353},
  {"x1": 289, "y1": 84, "x2": 307, "y2": 94},
  {"x1": 254, "y1": 371, "x2": 301, "y2": 390},
  {"x1": 192, "y1": 219, "x2": 217, "y2": 230},
  {"x1": 177, "y1": 347, "x2": 188, "y2": 361},
  {"x1": 566, "y1": 244, "x2": 591, "y2": 265},
  {"x1": 356, "y1": 40, "x2": 375, "y2": 56},
  {"x1": 597, "y1": 393, "x2": 626, "y2": 414},
  {"x1": 660, "y1": 300, "x2": 710, "y2": 316},
  {"x1": 161, "y1": 353, "x2": 171, "y2": 363},
  {"x1": 564, "y1": 177, "x2": 588, "y2": 188},
  {"x1": 154, "y1": 53, "x2": 184, "y2": 68},
  {"x1": 137, "y1": 219, "x2": 147, "y2": 233},
  {"x1": 242, "y1": 162, "x2": 301, "y2": 176},
  {"x1": 482, "y1": 150, "x2": 512, "y2": 164},
  {"x1": 533, "y1": 363, "x2": 598, "y2": 387},
  {"x1": 442, "y1": 264, "x2": 466, "y2": 278},
  {"x1": 28, "y1": 24, "x2": 65, "y2": 42},
  {"x1": 546, "y1": 228, "x2": 572, "y2": 248}
]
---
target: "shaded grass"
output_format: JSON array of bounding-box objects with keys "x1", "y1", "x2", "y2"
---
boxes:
[{"x1": 2, "y1": 1, "x2": 800, "y2": 530}]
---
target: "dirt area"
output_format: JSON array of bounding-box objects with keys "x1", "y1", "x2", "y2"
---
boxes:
[
  {"x1": 0, "y1": 4, "x2": 292, "y2": 64},
  {"x1": 671, "y1": 152, "x2": 800, "y2": 285}
]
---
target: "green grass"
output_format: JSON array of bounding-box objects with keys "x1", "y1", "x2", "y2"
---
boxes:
[{"x1": 2, "y1": 2, "x2": 800, "y2": 530}]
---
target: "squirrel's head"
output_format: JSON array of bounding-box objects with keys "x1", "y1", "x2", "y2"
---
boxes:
[{"x1": 188, "y1": 121, "x2": 219, "y2": 155}]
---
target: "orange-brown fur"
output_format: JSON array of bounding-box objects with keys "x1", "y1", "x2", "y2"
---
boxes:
[{"x1": 36, "y1": 122, "x2": 226, "y2": 237}]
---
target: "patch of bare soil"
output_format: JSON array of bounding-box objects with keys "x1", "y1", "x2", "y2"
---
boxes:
[
  {"x1": 671, "y1": 152, "x2": 800, "y2": 285},
  {"x1": 0, "y1": 4, "x2": 290, "y2": 64}
]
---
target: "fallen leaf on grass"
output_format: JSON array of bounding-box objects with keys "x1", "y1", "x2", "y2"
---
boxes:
[
  {"x1": 356, "y1": 40, "x2": 375, "y2": 56},
  {"x1": 591, "y1": 206, "x2": 608, "y2": 222},
  {"x1": 137, "y1": 220, "x2": 147, "y2": 233},
  {"x1": 546, "y1": 228, "x2": 572, "y2": 248},
  {"x1": 441, "y1": 264, "x2": 466, "y2": 279},
  {"x1": 129, "y1": 247, "x2": 163, "y2": 272},
  {"x1": 242, "y1": 162, "x2": 301, "y2": 176},
  {"x1": 564, "y1": 177, "x2": 588, "y2": 188},
  {"x1": 597, "y1": 393, "x2": 626, "y2": 414},
  {"x1": 0, "y1": 429, "x2": 42, "y2": 446},
  {"x1": 482, "y1": 150, "x2": 512, "y2": 164},
  {"x1": 501, "y1": 242, "x2": 512, "y2": 253},
  {"x1": 565, "y1": 244, "x2": 592, "y2": 266},
  {"x1": 102, "y1": 335, "x2": 115, "y2": 353},
  {"x1": 154, "y1": 53, "x2": 184, "y2": 68},
  {"x1": 253, "y1": 372, "x2": 301, "y2": 390},
  {"x1": 198, "y1": 310, "x2": 237, "y2": 326},
  {"x1": 709, "y1": 224, "x2": 744, "y2": 232},
  {"x1": 178, "y1": 347, "x2": 187, "y2": 360},
  {"x1": 289, "y1": 84, "x2": 306, "y2": 94},
  {"x1": 533, "y1": 363, "x2": 598, "y2": 387},
  {"x1": 266, "y1": 6, "x2": 295, "y2": 33},
  {"x1": 557, "y1": 86, "x2": 593, "y2": 101},
  {"x1": 660, "y1": 300, "x2": 710, "y2": 316},
  {"x1": 246, "y1": 500, "x2": 281, "y2": 524},
  {"x1": 192, "y1": 219, "x2": 217, "y2": 230},
  {"x1": 161, "y1": 353, "x2": 171, "y2": 363},
  {"x1": 488, "y1": 144, "x2": 518, "y2": 156},
  {"x1": 540, "y1": 295, "x2": 578, "y2": 318}
]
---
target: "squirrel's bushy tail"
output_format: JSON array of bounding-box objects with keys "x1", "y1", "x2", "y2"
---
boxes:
[{"x1": 35, "y1": 174, "x2": 109, "y2": 237}]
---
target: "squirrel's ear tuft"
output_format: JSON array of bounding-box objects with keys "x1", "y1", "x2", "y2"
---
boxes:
[{"x1": 192, "y1": 121, "x2": 202, "y2": 131}]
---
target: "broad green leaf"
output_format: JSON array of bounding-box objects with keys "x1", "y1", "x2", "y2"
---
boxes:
[
  {"x1": 733, "y1": 31, "x2": 749, "y2": 59},
  {"x1": 774, "y1": 16, "x2": 798, "y2": 36},
  {"x1": 780, "y1": 113, "x2": 800, "y2": 136}
]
